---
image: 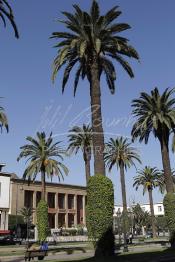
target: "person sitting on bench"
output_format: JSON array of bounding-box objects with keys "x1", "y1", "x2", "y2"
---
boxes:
[{"x1": 40, "y1": 241, "x2": 48, "y2": 251}]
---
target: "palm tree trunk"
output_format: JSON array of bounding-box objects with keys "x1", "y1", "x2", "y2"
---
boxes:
[
  {"x1": 148, "y1": 189, "x2": 156, "y2": 238},
  {"x1": 41, "y1": 170, "x2": 46, "y2": 201},
  {"x1": 84, "y1": 148, "x2": 91, "y2": 185},
  {"x1": 90, "y1": 58, "x2": 105, "y2": 176},
  {"x1": 85, "y1": 159, "x2": 90, "y2": 185},
  {"x1": 120, "y1": 163, "x2": 128, "y2": 252},
  {"x1": 160, "y1": 137, "x2": 174, "y2": 193}
]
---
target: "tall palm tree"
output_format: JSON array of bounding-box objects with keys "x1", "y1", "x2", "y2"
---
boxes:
[
  {"x1": 67, "y1": 125, "x2": 92, "y2": 185},
  {"x1": 51, "y1": 0, "x2": 139, "y2": 176},
  {"x1": 0, "y1": 0, "x2": 19, "y2": 38},
  {"x1": 133, "y1": 166, "x2": 164, "y2": 238},
  {"x1": 104, "y1": 137, "x2": 141, "y2": 251},
  {"x1": 17, "y1": 132, "x2": 68, "y2": 200},
  {"x1": 131, "y1": 87, "x2": 175, "y2": 193},
  {"x1": 0, "y1": 103, "x2": 8, "y2": 132}
]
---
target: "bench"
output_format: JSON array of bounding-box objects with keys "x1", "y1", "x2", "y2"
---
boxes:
[{"x1": 24, "y1": 250, "x2": 48, "y2": 261}]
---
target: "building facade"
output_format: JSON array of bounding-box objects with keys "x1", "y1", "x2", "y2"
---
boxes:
[
  {"x1": 140, "y1": 203, "x2": 164, "y2": 216},
  {"x1": 114, "y1": 203, "x2": 164, "y2": 217},
  {"x1": 0, "y1": 165, "x2": 11, "y2": 231},
  {"x1": 10, "y1": 177, "x2": 87, "y2": 229},
  {"x1": 113, "y1": 203, "x2": 164, "y2": 233}
]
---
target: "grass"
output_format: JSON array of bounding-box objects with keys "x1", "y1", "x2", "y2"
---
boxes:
[
  {"x1": 0, "y1": 250, "x2": 24, "y2": 256},
  {"x1": 45, "y1": 248, "x2": 175, "y2": 262}
]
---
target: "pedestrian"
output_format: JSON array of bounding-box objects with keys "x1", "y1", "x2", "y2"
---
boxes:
[
  {"x1": 129, "y1": 232, "x2": 133, "y2": 244},
  {"x1": 126, "y1": 233, "x2": 129, "y2": 244}
]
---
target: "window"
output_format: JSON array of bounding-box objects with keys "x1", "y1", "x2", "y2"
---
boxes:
[
  {"x1": 142, "y1": 207, "x2": 145, "y2": 211},
  {"x1": 158, "y1": 206, "x2": 162, "y2": 212}
]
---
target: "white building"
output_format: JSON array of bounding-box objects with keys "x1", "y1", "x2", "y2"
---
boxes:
[
  {"x1": 114, "y1": 202, "x2": 164, "y2": 217},
  {"x1": 140, "y1": 203, "x2": 164, "y2": 216},
  {"x1": 0, "y1": 164, "x2": 11, "y2": 231}
]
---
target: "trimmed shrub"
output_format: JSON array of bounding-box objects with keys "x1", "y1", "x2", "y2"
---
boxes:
[
  {"x1": 36, "y1": 200, "x2": 48, "y2": 242},
  {"x1": 86, "y1": 174, "x2": 115, "y2": 257},
  {"x1": 163, "y1": 193, "x2": 175, "y2": 247}
]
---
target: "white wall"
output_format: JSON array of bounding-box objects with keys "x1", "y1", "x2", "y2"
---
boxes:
[
  {"x1": 141, "y1": 203, "x2": 164, "y2": 216},
  {"x1": 0, "y1": 175, "x2": 10, "y2": 209},
  {"x1": 113, "y1": 205, "x2": 131, "y2": 217},
  {"x1": 114, "y1": 202, "x2": 165, "y2": 217}
]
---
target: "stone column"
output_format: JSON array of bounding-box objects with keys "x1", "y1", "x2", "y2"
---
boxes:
[
  {"x1": 1, "y1": 211, "x2": 6, "y2": 230},
  {"x1": 55, "y1": 193, "x2": 58, "y2": 228},
  {"x1": 74, "y1": 195, "x2": 77, "y2": 227},
  {"x1": 83, "y1": 195, "x2": 86, "y2": 226},
  {"x1": 5, "y1": 211, "x2": 8, "y2": 230},
  {"x1": 65, "y1": 194, "x2": 68, "y2": 228},
  {"x1": 33, "y1": 191, "x2": 37, "y2": 224}
]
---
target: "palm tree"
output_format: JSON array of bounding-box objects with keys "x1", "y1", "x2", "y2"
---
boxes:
[
  {"x1": 51, "y1": 0, "x2": 139, "y2": 176},
  {"x1": 132, "y1": 204, "x2": 151, "y2": 235},
  {"x1": 20, "y1": 207, "x2": 33, "y2": 246},
  {"x1": 0, "y1": 103, "x2": 8, "y2": 132},
  {"x1": 67, "y1": 125, "x2": 92, "y2": 185},
  {"x1": 0, "y1": 0, "x2": 19, "y2": 38},
  {"x1": 133, "y1": 166, "x2": 164, "y2": 238},
  {"x1": 132, "y1": 87, "x2": 175, "y2": 193},
  {"x1": 17, "y1": 132, "x2": 68, "y2": 200},
  {"x1": 104, "y1": 137, "x2": 141, "y2": 251}
]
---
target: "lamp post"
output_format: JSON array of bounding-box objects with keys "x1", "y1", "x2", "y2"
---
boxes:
[
  {"x1": 15, "y1": 184, "x2": 23, "y2": 237},
  {"x1": 15, "y1": 184, "x2": 19, "y2": 236}
]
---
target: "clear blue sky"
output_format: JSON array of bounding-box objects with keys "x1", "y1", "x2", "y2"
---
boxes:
[{"x1": 0, "y1": 0, "x2": 175, "y2": 205}]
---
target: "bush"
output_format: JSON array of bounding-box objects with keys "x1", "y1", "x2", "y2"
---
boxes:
[
  {"x1": 163, "y1": 193, "x2": 175, "y2": 246},
  {"x1": 36, "y1": 200, "x2": 48, "y2": 242},
  {"x1": 86, "y1": 174, "x2": 115, "y2": 257},
  {"x1": 8, "y1": 215, "x2": 24, "y2": 230}
]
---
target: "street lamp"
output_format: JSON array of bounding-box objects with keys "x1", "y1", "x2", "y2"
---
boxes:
[{"x1": 15, "y1": 184, "x2": 23, "y2": 236}]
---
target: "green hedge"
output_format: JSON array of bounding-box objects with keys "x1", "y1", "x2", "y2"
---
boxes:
[
  {"x1": 163, "y1": 193, "x2": 175, "y2": 246},
  {"x1": 86, "y1": 174, "x2": 115, "y2": 257},
  {"x1": 36, "y1": 200, "x2": 48, "y2": 242},
  {"x1": 8, "y1": 215, "x2": 24, "y2": 230}
]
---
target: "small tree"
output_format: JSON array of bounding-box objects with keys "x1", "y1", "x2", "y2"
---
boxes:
[
  {"x1": 20, "y1": 207, "x2": 33, "y2": 244},
  {"x1": 163, "y1": 193, "x2": 175, "y2": 246},
  {"x1": 86, "y1": 174, "x2": 114, "y2": 257},
  {"x1": 37, "y1": 200, "x2": 48, "y2": 242}
]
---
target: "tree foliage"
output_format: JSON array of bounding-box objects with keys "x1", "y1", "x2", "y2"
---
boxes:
[
  {"x1": 17, "y1": 132, "x2": 68, "y2": 199},
  {"x1": 8, "y1": 215, "x2": 24, "y2": 230},
  {"x1": 67, "y1": 125, "x2": 92, "y2": 156},
  {"x1": 163, "y1": 193, "x2": 175, "y2": 233},
  {"x1": 51, "y1": 0, "x2": 139, "y2": 95},
  {"x1": 20, "y1": 207, "x2": 33, "y2": 225},
  {"x1": 133, "y1": 166, "x2": 164, "y2": 195},
  {"x1": 132, "y1": 87, "x2": 175, "y2": 193},
  {"x1": 86, "y1": 174, "x2": 114, "y2": 257},
  {"x1": 105, "y1": 137, "x2": 141, "y2": 170},
  {"x1": 131, "y1": 87, "x2": 175, "y2": 144},
  {"x1": 0, "y1": 103, "x2": 8, "y2": 132},
  {"x1": 132, "y1": 204, "x2": 151, "y2": 233},
  {"x1": 17, "y1": 132, "x2": 68, "y2": 182},
  {"x1": 36, "y1": 200, "x2": 48, "y2": 242},
  {"x1": 0, "y1": 0, "x2": 19, "y2": 38}
]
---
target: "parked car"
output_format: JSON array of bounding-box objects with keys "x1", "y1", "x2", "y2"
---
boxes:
[
  {"x1": 145, "y1": 231, "x2": 153, "y2": 238},
  {"x1": 0, "y1": 235, "x2": 22, "y2": 245}
]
